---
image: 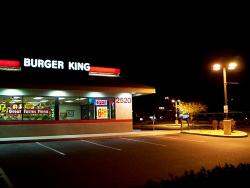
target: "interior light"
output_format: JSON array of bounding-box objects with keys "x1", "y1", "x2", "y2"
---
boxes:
[
  {"x1": 0, "y1": 89, "x2": 25, "y2": 96},
  {"x1": 85, "y1": 92, "x2": 106, "y2": 97},
  {"x1": 48, "y1": 90, "x2": 69, "y2": 97},
  {"x1": 117, "y1": 93, "x2": 131, "y2": 98},
  {"x1": 13, "y1": 99, "x2": 22, "y2": 102},
  {"x1": 28, "y1": 102, "x2": 40, "y2": 104},
  {"x1": 40, "y1": 100, "x2": 48, "y2": 103},
  {"x1": 65, "y1": 100, "x2": 74, "y2": 103},
  {"x1": 76, "y1": 98, "x2": 87, "y2": 100},
  {"x1": 33, "y1": 97, "x2": 43, "y2": 100}
]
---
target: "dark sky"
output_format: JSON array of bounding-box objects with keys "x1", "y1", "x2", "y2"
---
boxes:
[{"x1": 1, "y1": 3, "x2": 250, "y2": 112}]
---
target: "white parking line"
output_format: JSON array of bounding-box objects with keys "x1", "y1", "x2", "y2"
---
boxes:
[
  {"x1": 80, "y1": 140, "x2": 122, "y2": 151},
  {"x1": 120, "y1": 138, "x2": 168, "y2": 147},
  {"x1": 156, "y1": 136, "x2": 206, "y2": 143},
  {"x1": 36, "y1": 142, "x2": 66, "y2": 156},
  {"x1": 0, "y1": 167, "x2": 14, "y2": 188}
]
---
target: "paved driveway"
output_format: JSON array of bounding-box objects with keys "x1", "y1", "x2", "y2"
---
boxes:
[{"x1": 1, "y1": 130, "x2": 250, "y2": 188}]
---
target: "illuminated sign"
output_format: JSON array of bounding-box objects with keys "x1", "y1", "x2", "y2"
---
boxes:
[
  {"x1": 95, "y1": 99, "x2": 108, "y2": 106},
  {"x1": 89, "y1": 66, "x2": 120, "y2": 77},
  {"x1": 8, "y1": 109, "x2": 22, "y2": 114},
  {"x1": 4, "y1": 107, "x2": 50, "y2": 114},
  {"x1": 0, "y1": 58, "x2": 121, "y2": 78},
  {"x1": 0, "y1": 60, "x2": 21, "y2": 71},
  {"x1": 96, "y1": 106, "x2": 108, "y2": 119},
  {"x1": 1, "y1": 103, "x2": 22, "y2": 114},
  {"x1": 24, "y1": 58, "x2": 90, "y2": 71},
  {"x1": 23, "y1": 108, "x2": 49, "y2": 114}
]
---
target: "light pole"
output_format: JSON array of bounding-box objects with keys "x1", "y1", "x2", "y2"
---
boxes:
[
  {"x1": 212, "y1": 62, "x2": 238, "y2": 135},
  {"x1": 172, "y1": 99, "x2": 180, "y2": 125},
  {"x1": 212, "y1": 62, "x2": 237, "y2": 119},
  {"x1": 222, "y1": 66, "x2": 228, "y2": 119}
]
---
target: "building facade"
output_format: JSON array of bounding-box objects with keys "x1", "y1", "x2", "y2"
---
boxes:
[{"x1": 0, "y1": 57, "x2": 155, "y2": 137}]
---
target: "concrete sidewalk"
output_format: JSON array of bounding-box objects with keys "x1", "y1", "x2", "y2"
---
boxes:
[
  {"x1": 0, "y1": 130, "x2": 180, "y2": 144},
  {"x1": 0, "y1": 125, "x2": 247, "y2": 144},
  {"x1": 182, "y1": 129, "x2": 248, "y2": 138},
  {"x1": 135, "y1": 123, "x2": 211, "y2": 130},
  {"x1": 135, "y1": 124, "x2": 248, "y2": 138}
]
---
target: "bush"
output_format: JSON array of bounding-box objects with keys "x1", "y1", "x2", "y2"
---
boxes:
[
  {"x1": 231, "y1": 119, "x2": 236, "y2": 131},
  {"x1": 134, "y1": 163, "x2": 250, "y2": 188}
]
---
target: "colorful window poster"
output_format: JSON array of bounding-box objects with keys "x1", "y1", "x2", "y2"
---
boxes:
[{"x1": 96, "y1": 106, "x2": 108, "y2": 119}]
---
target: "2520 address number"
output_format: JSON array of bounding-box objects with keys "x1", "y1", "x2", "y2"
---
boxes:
[{"x1": 115, "y1": 97, "x2": 132, "y2": 103}]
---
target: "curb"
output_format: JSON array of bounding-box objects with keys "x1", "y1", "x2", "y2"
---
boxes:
[
  {"x1": 0, "y1": 131, "x2": 180, "y2": 144},
  {"x1": 181, "y1": 131, "x2": 248, "y2": 138},
  {"x1": 136, "y1": 125, "x2": 189, "y2": 131}
]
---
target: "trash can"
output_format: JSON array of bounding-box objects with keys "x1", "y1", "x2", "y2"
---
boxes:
[
  {"x1": 212, "y1": 120, "x2": 218, "y2": 130},
  {"x1": 223, "y1": 120, "x2": 232, "y2": 135}
]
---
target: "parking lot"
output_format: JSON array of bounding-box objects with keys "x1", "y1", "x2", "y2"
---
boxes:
[{"x1": 1, "y1": 130, "x2": 250, "y2": 188}]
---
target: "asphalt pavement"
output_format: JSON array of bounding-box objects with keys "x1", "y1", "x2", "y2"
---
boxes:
[{"x1": 1, "y1": 130, "x2": 250, "y2": 188}]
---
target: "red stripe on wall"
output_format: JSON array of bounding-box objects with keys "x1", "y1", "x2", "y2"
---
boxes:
[
  {"x1": 90, "y1": 66, "x2": 120, "y2": 74},
  {"x1": 0, "y1": 60, "x2": 21, "y2": 68},
  {"x1": 0, "y1": 119, "x2": 132, "y2": 125}
]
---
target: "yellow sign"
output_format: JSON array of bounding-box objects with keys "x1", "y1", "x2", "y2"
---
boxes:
[
  {"x1": 0, "y1": 104, "x2": 7, "y2": 113},
  {"x1": 96, "y1": 106, "x2": 108, "y2": 119}
]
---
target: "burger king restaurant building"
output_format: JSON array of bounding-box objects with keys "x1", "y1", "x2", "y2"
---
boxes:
[{"x1": 0, "y1": 58, "x2": 155, "y2": 137}]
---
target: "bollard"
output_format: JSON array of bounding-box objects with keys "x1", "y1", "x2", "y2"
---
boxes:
[
  {"x1": 223, "y1": 120, "x2": 232, "y2": 135},
  {"x1": 212, "y1": 120, "x2": 218, "y2": 130}
]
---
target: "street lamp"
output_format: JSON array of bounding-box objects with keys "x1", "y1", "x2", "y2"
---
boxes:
[
  {"x1": 212, "y1": 62, "x2": 238, "y2": 119},
  {"x1": 172, "y1": 99, "x2": 180, "y2": 125}
]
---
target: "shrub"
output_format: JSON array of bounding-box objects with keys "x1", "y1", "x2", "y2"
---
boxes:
[{"x1": 134, "y1": 163, "x2": 250, "y2": 188}]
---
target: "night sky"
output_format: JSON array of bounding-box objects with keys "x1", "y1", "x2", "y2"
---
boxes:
[{"x1": 1, "y1": 4, "x2": 250, "y2": 113}]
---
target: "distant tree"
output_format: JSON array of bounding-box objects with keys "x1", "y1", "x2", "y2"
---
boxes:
[{"x1": 177, "y1": 102, "x2": 207, "y2": 121}]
